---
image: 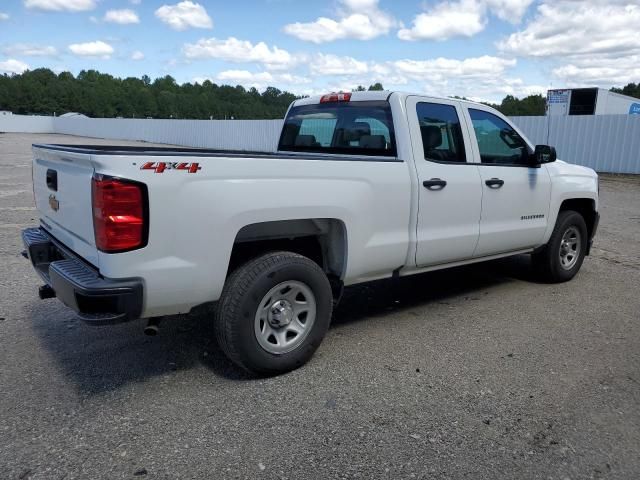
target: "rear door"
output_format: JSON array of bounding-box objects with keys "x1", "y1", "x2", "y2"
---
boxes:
[
  {"x1": 461, "y1": 106, "x2": 551, "y2": 256},
  {"x1": 406, "y1": 96, "x2": 483, "y2": 266},
  {"x1": 32, "y1": 146, "x2": 99, "y2": 265}
]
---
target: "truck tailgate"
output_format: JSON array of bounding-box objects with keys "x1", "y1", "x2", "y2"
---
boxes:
[{"x1": 32, "y1": 145, "x2": 99, "y2": 267}]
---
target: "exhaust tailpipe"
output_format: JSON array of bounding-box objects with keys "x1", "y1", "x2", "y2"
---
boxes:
[
  {"x1": 144, "y1": 317, "x2": 162, "y2": 336},
  {"x1": 38, "y1": 284, "x2": 56, "y2": 299}
]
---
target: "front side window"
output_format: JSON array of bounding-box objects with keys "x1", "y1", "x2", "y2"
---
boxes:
[
  {"x1": 416, "y1": 102, "x2": 466, "y2": 162},
  {"x1": 468, "y1": 109, "x2": 531, "y2": 165},
  {"x1": 278, "y1": 101, "x2": 396, "y2": 157}
]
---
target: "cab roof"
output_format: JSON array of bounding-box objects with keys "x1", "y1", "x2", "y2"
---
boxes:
[{"x1": 292, "y1": 90, "x2": 485, "y2": 108}]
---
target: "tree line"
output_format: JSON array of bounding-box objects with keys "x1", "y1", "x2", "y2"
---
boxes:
[
  {"x1": 0, "y1": 68, "x2": 298, "y2": 119},
  {"x1": 1, "y1": 68, "x2": 638, "y2": 119}
]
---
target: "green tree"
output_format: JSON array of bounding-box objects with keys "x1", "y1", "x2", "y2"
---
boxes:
[
  {"x1": 611, "y1": 83, "x2": 640, "y2": 99},
  {"x1": 487, "y1": 94, "x2": 546, "y2": 116}
]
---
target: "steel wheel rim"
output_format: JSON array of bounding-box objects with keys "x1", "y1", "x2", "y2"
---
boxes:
[
  {"x1": 254, "y1": 280, "x2": 317, "y2": 355},
  {"x1": 559, "y1": 226, "x2": 581, "y2": 270}
]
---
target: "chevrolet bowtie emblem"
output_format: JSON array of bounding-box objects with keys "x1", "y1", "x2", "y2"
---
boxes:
[{"x1": 48, "y1": 194, "x2": 59, "y2": 212}]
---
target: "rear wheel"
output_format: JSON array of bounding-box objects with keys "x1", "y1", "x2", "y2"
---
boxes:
[
  {"x1": 532, "y1": 210, "x2": 588, "y2": 282},
  {"x1": 215, "y1": 251, "x2": 332, "y2": 375}
]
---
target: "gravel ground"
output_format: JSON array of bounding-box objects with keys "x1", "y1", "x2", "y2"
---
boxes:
[{"x1": 1, "y1": 133, "x2": 639, "y2": 480}]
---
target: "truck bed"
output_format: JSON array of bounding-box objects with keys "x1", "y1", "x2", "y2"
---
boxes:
[{"x1": 32, "y1": 144, "x2": 400, "y2": 162}]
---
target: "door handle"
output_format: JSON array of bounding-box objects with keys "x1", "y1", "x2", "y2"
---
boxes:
[
  {"x1": 485, "y1": 178, "x2": 504, "y2": 188},
  {"x1": 423, "y1": 178, "x2": 447, "y2": 190}
]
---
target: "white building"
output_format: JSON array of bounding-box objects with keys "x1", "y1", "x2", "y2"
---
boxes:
[
  {"x1": 547, "y1": 88, "x2": 640, "y2": 116},
  {"x1": 59, "y1": 112, "x2": 89, "y2": 118}
]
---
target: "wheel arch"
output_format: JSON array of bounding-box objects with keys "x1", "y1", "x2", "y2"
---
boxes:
[
  {"x1": 559, "y1": 198, "x2": 597, "y2": 240},
  {"x1": 228, "y1": 218, "x2": 348, "y2": 283},
  {"x1": 542, "y1": 193, "x2": 598, "y2": 247}
]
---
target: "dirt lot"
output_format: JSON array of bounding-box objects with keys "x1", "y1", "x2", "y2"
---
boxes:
[{"x1": 1, "y1": 133, "x2": 639, "y2": 479}]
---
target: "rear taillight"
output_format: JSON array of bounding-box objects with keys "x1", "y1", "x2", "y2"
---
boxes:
[
  {"x1": 92, "y1": 175, "x2": 148, "y2": 253},
  {"x1": 320, "y1": 92, "x2": 352, "y2": 103}
]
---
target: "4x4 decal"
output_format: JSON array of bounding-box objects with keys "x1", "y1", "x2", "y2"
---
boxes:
[{"x1": 140, "y1": 162, "x2": 201, "y2": 173}]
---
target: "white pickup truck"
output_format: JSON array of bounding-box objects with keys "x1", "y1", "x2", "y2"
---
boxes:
[{"x1": 22, "y1": 91, "x2": 599, "y2": 375}]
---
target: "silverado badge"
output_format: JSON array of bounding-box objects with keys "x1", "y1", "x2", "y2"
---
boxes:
[{"x1": 48, "y1": 194, "x2": 59, "y2": 212}]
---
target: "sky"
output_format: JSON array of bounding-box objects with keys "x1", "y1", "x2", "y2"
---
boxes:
[{"x1": 0, "y1": 0, "x2": 639, "y2": 102}]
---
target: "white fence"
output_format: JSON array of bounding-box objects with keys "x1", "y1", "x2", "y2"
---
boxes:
[
  {"x1": 54, "y1": 117, "x2": 283, "y2": 152},
  {"x1": 0, "y1": 114, "x2": 54, "y2": 133},
  {"x1": 0, "y1": 114, "x2": 283, "y2": 151},
  {"x1": 511, "y1": 115, "x2": 640, "y2": 174},
  {"x1": 1, "y1": 113, "x2": 639, "y2": 174}
]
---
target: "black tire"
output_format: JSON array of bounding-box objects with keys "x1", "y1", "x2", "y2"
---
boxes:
[
  {"x1": 215, "y1": 251, "x2": 333, "y2": 376},
  {"x1": 532, "y1": 210, "x2": 588, "y2": 283}
]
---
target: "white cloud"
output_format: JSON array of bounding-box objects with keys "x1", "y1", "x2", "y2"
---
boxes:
[
  {"x1": 0, "y1": 12, "x2": 9, "y2": 20},
  {"x1": 104, "y1": 9, "x2": 140, "y2": 24},
  {"x1": 131, "y1": 50, "x2": 145, "y2": 61},
  {"x1": 191, "y1": 51, "x2": 538, "y2": 102},
  {"x1": 392, "y1": 55, "x2": 516, "y2": 80},
  {"x1": 0, "y1": 59, "x2": 29, "y2": 74},
  {"x1": 306, "y1": 53, "x2": 524, "y2": 101},
  {"x1": 194, "y1": 70, "x2": 311, "y2": 91},
  {"x1": 310, "y1": 53, "x2": 369, "y2": 75},
  {"x1": 155, "y1": 1, "x2": 212, "y2": 31},
  {"x1": 254, "y1": 50, "x2": 520, "y2": 99},
  {"x1": 499, "y1": 1, "x2": 640, "y2": 58},
  {"x1": 24, "y1": 0, "x2": 96, "y2": 12},
  {"x1": 485, "y1": 0, "x2": 534, "y2": 23},
  {"x1": 398, "y1": 0, "x2": 533, "y2": 41},
  {"x1": 3, "y1": 44, "x2": 58, "y2": 56},
  {"x1": 498, "y1": 1, "x2": 640, "y2": 87},
  {"x1": 369, "y1": 55, "x2": 523, "y2": 101},
  {"x1": 201, "y1": 48, "x2": 538, "y2": 101},
  {"x1": 68, "y1": 41, "x2": 114, "y2": 58},
  {"x1": 283, "y1": 0, "x2": 396, "y2": 43},
  {"x1": 183, "y1": 37, "x2": 297, "y2": 70},
  {"x1": 553, "y1": 56, "x2": 640, "y2": 87},
  {"x1": 398, "y1": 0, "x2": 486, "y2": 41}
]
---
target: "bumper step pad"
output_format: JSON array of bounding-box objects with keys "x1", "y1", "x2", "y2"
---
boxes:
[{"x1": 22, "y1": 227, "x2": 143, "y2": 325}]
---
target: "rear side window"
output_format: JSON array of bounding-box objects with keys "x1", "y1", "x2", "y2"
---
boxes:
[
  {"x1": 278, "y1": 101, "x2": 397, "y2": 157},
  {"x1": 416, "y1": 103, "x2": 466, "y2": 163}
]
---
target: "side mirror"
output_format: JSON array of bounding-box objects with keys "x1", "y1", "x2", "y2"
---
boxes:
[{"x1": 533, "y1": 145, "x2": 557, "y2": 164}]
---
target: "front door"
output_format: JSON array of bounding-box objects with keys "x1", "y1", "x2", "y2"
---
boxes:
[
  {"x1": 462, "y1": 106, "x2": 552, "y2": 256},
  {"x1": 406, "y1": 97, "x2": 483, "y2": 267}
]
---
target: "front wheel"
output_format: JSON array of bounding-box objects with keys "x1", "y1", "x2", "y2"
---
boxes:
[
  {"x1": 532, "y1": 210, "x2": 588, "y2": 282},
  {"x1": 215, "y1": 251, "x2": 333, "y2": 376}
]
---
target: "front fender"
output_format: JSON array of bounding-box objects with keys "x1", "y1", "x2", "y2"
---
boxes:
[{"x1": 542, "y1": 160, "x2": 598, "y2": 244}]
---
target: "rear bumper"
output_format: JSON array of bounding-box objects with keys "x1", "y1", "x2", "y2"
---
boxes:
[{"x1": 21, "y1": 227, "x2": 143, "y2": 325}]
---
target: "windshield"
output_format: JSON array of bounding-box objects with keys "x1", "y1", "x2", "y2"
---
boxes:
[{"x1": 278, "y1": 101, "x2": 397, "y2": 157}]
